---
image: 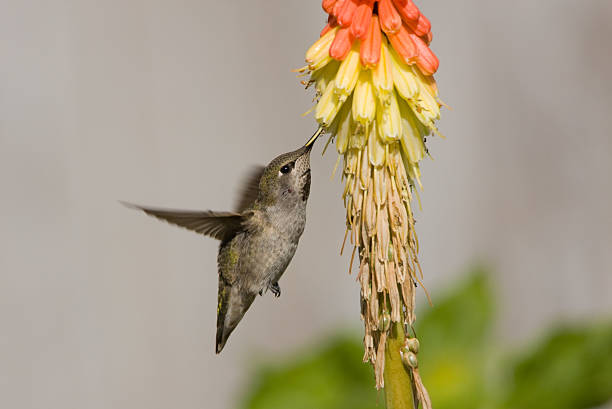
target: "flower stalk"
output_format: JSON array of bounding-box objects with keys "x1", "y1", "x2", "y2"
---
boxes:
[{"x1": 384, "y1": 322, "x2": 416, "y2": 409}]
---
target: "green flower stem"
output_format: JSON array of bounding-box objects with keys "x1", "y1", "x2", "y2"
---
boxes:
[{"x1": 384, "y1": 322, "x2": 416, "y2": 409}]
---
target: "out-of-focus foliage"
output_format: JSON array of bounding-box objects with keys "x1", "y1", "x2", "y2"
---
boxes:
[
  {"x1": 503, "y1": 325, "x2": 612, "y2": 409},
  {"x1": 242, "y1": 335, "x2": 379, "y2": 409},
  {"x1": 239, "y1": 268, "x2": 612, "y2": 409},
  {"x1": 415, "y1": 268, "x2": 493, "y2": 409}
]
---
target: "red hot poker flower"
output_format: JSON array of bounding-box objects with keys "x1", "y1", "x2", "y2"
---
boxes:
[{"x1": 302, "y1": 2, "x2": 443, "y2": 399}]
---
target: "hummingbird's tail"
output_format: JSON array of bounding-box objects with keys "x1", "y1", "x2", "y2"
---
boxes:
[{"x1": 215, "y1": 279, "x2": 256, "y2": 354}]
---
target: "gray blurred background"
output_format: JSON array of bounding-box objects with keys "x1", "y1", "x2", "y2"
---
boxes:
[{"x1": 1, "y1": 1, "x2": 611, "y2": 408}]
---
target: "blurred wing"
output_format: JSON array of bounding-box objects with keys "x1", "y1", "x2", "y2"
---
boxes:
[
  {"x1": 234, "y1": 165, "x2": 265, "y2": 212},
  {"x1": 123, "y1": 202, "x2": 244, "y2": 241}
]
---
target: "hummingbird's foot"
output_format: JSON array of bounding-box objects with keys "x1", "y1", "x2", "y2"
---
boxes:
[{"x1": 269, "y1": 282, "x2": 281, "y2": 298}]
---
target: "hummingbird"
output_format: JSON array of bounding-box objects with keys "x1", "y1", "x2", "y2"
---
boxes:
[{"x1": 124, "y1": 128, "x2": 323, "y2": 353}]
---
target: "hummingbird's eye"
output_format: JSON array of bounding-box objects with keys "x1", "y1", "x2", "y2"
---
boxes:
[{"x1": 280, "y1": 162, "x2": 294, "y2": 174}]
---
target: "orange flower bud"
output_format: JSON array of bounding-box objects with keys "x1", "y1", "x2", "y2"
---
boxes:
[
  {"x1": 350, "y1": 1, "x2": 374, "y2": 40},
  {"x1": 406, "y1": 13, "x2": 430, "y2": 36},
  {"x1": 387, "y1": 24, "x2": 417, "y2": 63},
  {"x1": 332, "y1": 0, "x2": 345, "y2": 16},
  {"x1": 322, "y1": 0, "x2": 337, "y2": 14},
  {"x1": 337, "y1": 0, "x2": 358, "y2": 27},
  {"x1": 392, "y1": 0, "x2": 420, "y2": 24},
  {"x1": 360, "y1": 15, "x2": 382, "y2": 67},
  {"x1": 379, "y1": 0, "x2": 402, "y2": 34},
  {"x1": 411, "y1": 33, "x2": 438, "y2": 75},
  {"x1": 330, "y1": 27, "x2": 354, "y2": 60}
]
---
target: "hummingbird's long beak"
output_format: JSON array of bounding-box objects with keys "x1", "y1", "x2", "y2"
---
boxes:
[{"x1": 303, "y1": 126, "x2": 324, "y2": 152}]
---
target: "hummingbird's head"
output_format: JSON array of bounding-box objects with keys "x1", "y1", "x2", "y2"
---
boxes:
[{"x1": 258, "y1": 142, "x2": 315, "y2": 207}]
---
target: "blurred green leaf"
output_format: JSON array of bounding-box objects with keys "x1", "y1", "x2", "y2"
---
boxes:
[
  {"x1": 416, "y1": 267, "x2": 495, "y2": 409},
  {"x1": 503, "y1": 324, "x2": 612, "y2": 409},
  {"x1": 417, "y1": 267, "x2": 494, "y2": 350},
  {"x1": 240, "y1": 335, "x2": 379, "y2": 409},
  {"x1": 239, "y1": 268, "x2": 612, "y2": 409}
]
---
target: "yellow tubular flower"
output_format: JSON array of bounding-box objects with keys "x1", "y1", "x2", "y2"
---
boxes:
[
  {"x1": 372, "y1": 42, "x2": 393, "y2": 105},
  {"x1": 390, "y1": 48, "x2": 420, "y2": 101},
  {"x1": 334, "y1": 98, "x2": 352, "y2": 154},
  {"x1": 312, "y1": 60, "x2": 340, "y2": 96},
  {"x1": 315, "y1": 80, "x2": 343, "y2": 126},
  {"x1": 352, "y1": 70, "x2": 376, "y2": 125},
  {"x1": 334, "y1": 45, "x2": 361, "y2": 102},
  {"x1": 376, "y1": 90, "x2": 402, "y2": 142},
  {"x1": 413, "y1": 65, "x2": 439, "y2": 97},
  {"x1": 368, "y1": 121, "x2": 385, "y2": 167},
  {"x1": 305, "y1": 27, "x2": 337, "y2": 71},
  {"x1": 408, "y1": 99, "x2": 436, "y2": 136},
  {"x1": 349, "y1": 125, "x2": 367, "y2": 150},
  {"x1": 399, "y1": 98, "x2": 426, "y2": 164},
  {"x1": 417, "y1": 85, "x2": 441, "y2": 121}
]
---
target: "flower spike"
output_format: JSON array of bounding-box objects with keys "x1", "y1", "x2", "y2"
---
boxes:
[{"x1": 302, "y1": 2, "x2": 444, "y2": 402}]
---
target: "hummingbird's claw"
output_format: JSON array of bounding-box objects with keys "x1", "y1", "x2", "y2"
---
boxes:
[{"x1": 269, "y1": 282, "x2": 281, "y2": 298}]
